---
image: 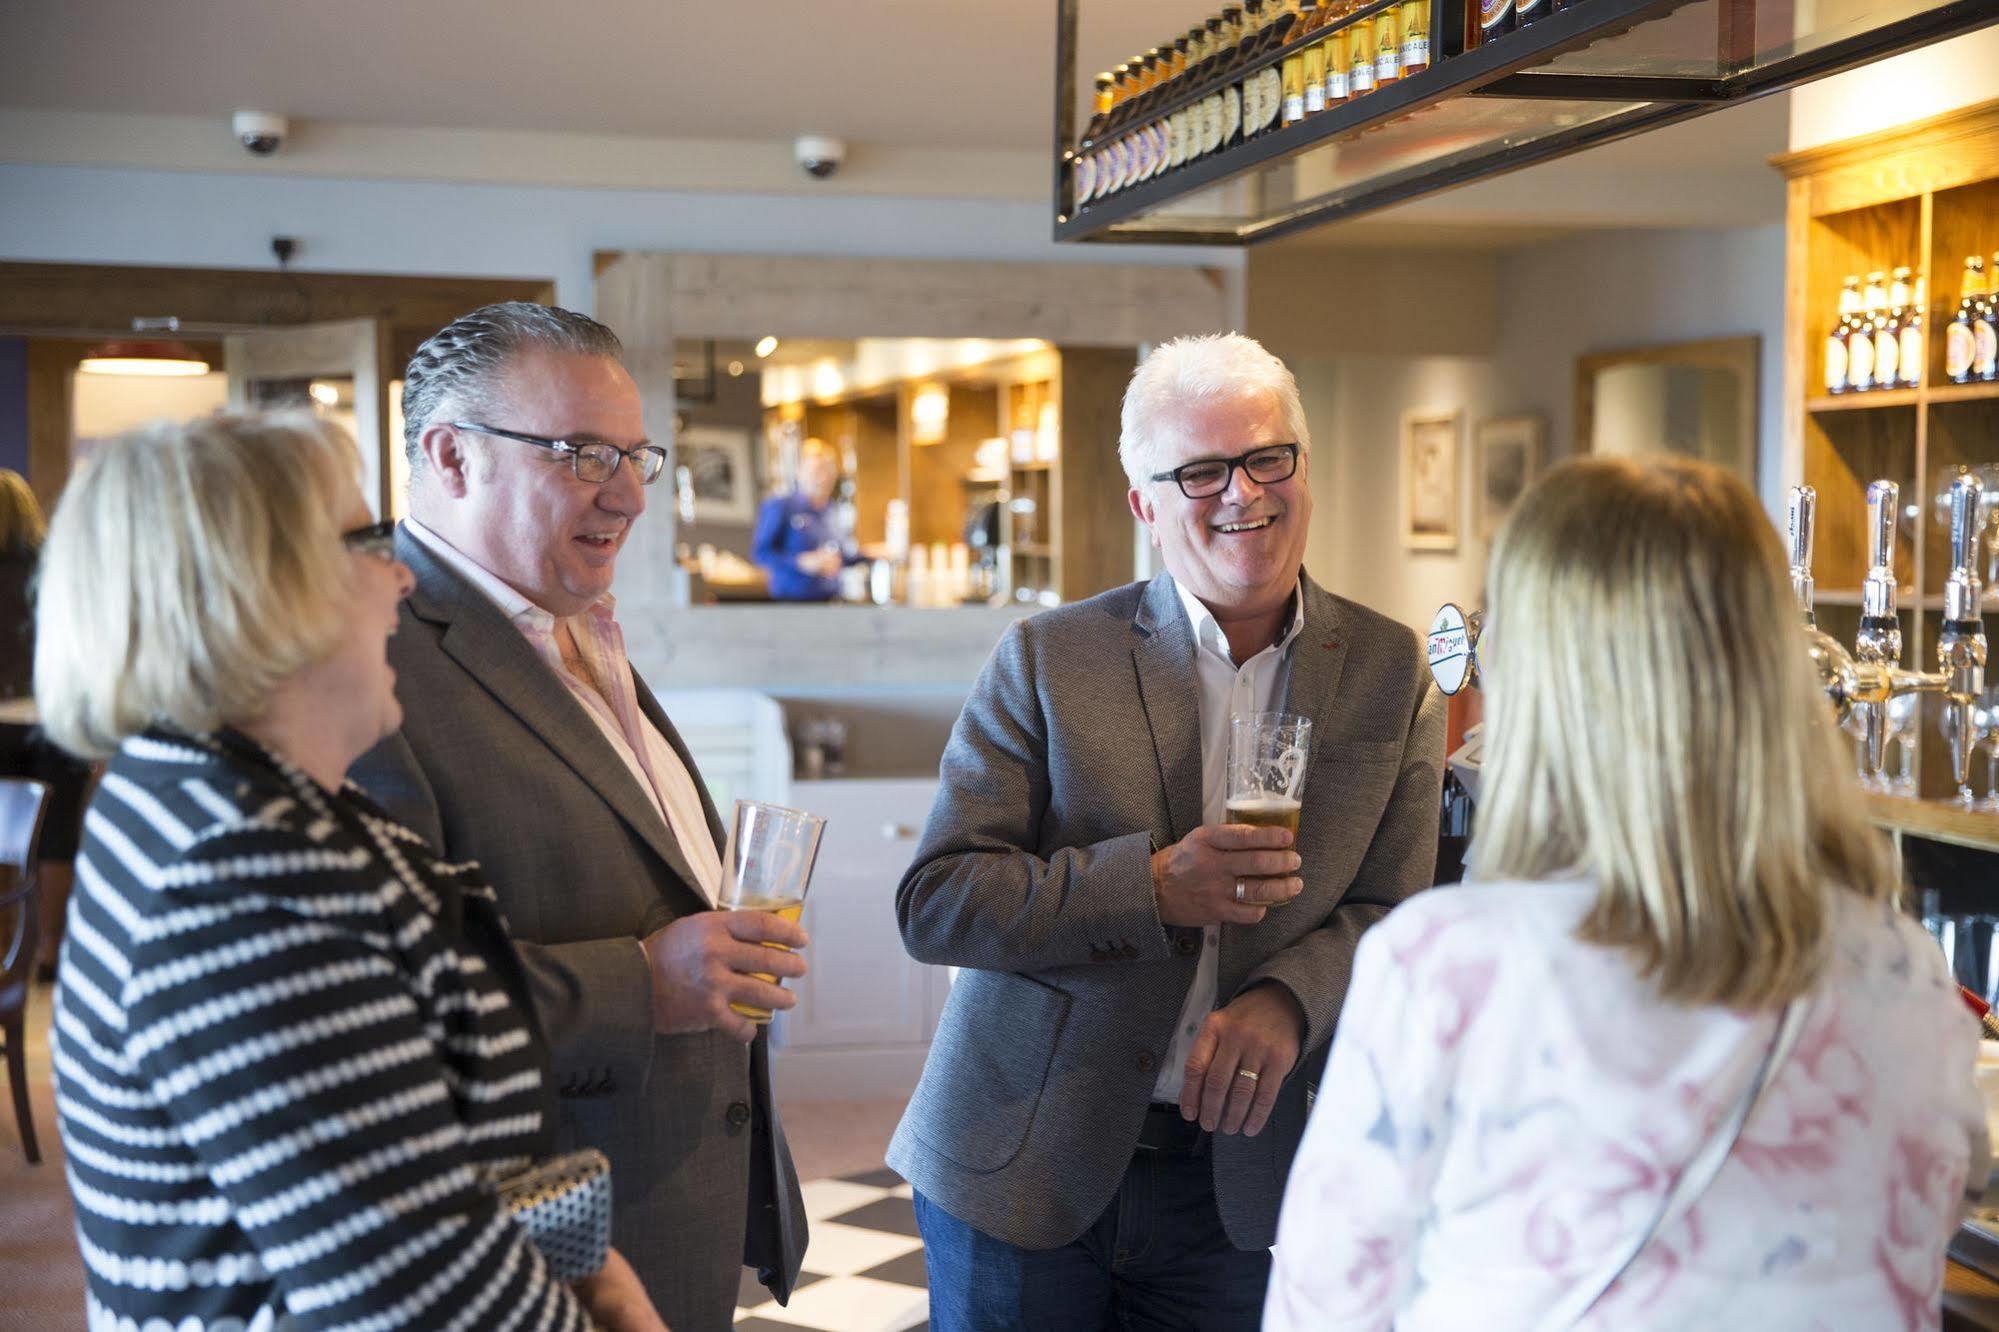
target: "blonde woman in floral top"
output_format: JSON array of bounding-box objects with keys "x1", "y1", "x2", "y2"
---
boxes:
[{"x1": 1267, "y1": 457, "x2": 1987, "y2": 1331}]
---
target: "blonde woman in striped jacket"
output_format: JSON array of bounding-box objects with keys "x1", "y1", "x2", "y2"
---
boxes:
[{"x1": 35, "y1": 413, "x2": 666, "y2": 1332}]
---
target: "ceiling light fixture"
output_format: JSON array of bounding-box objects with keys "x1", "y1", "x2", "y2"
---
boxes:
[
  {"x1": 755, "y1": 336, "x2": 779, "y2": 359},
  {"x1": 77, "y1": 340, "x2": 211, "y2": 377}
]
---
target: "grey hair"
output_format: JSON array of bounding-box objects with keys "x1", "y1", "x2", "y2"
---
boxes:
[
  {"x1": 400, "y1": 302, "x2": 623, "y2": 472},
  {"x1": 1117, "y1": 333, "x2": 1310, "y2": 488}
]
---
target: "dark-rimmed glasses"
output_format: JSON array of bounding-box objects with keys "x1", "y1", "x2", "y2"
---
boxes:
[
  {"x1": 1150, "y1": 443, "x2": 1299, "y2": 499},
  {"x1": 451, "y1": 422, "x2": 668, "y2": 485},
  {"x1": 341, "y1": 520, "x2": 398, "y2": 562}
]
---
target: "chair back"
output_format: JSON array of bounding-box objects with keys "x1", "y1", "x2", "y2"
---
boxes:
[{"x1": 0, "y1": 779, "x2": 49, "y2": 994}]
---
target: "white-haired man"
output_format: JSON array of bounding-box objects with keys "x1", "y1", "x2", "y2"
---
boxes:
[
  {"x1": 887, "y1": 332, "x2": 1446, "y2": 1328},
  {"x1": 352, "y1": 302, "x2": 806, "y2": 1331}
]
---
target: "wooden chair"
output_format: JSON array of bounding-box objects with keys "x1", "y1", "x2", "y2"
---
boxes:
[{"x1": 0, "y1": 777, "x2": 49, "y2": 1165}]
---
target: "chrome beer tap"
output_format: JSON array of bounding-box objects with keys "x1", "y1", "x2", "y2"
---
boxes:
[
  {"x1": 1939, "y1": 469, "x2": 1990, "y2": 802},
  {"x1": 1787, "y1": 484, "x2": 1936, "y2": 729},
  {"x1": 1787, "y1": 485, "x2": 1817, "y2": 626},
  {"x1": 1853, "y1": 480, "x2": 1903, "y2": 777}
]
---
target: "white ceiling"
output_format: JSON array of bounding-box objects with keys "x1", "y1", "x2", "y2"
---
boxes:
[{"x1": 0, "y1": 0, "x2": 1795, "y2": 235}]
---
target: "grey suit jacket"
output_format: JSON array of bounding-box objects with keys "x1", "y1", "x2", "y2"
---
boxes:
[
  {"x1": 351, "y1": 528, "x2": 806, "y2": 1331},
  {"x1": 886, "y1": 572, "x2": 1445, "y2": 1250}
]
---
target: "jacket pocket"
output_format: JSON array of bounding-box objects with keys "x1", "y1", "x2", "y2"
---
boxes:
[{"x1": 909, "y1": 969, "x2": 1071, "y2": 1173}]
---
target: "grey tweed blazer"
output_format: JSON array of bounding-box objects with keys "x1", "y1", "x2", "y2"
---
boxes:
[
  {"x1": 886, "y1": 571, "x2": 1446, "y2": 1251},
  {"x1": 351, "y1": 527, "x2": 806, "y2": 1332}
]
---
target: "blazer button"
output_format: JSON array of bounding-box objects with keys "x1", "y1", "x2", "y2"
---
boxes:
[
  {"x1": 725, "y1": 1100, "x2": 752, "y2": 1135},
  {"x1": 1174, "y1": 933, "x2": 1198, "y2": 957},
  {"x1": 1135, "y1": 1050, "x2": 1155, "y2": 1073}
]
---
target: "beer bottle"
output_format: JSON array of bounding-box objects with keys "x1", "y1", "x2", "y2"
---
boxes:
[
  {"x1": 1235, "y1": 0, "x2": 1266, "y2": 140},
  {"x1": 1948, "y1": 255, "x2": 1984, "y2": 385},
  {"x1": 1301, "y1": 2, "x2": 1328, "y2": 115},
  {"x1": 1374, "y1": 2, "x2": 1402, "y2": 85},
  {"x1": 1219, "y1": 7, "x2": 1246, "y2": 148},
  {"x1": 1349, "y1": 4, "x2": 1378, "y2": 97},
  {"x1": 1870, "y1": 271, "x2": 1900, "y2": 391},
  {"x1": 1848, "y1": 272, "x2": 1880, "y2": 392},
  {"x1": 1517, "y1": 0, "x2": 1549, "y2": 25},
  {"x1": 1074, "y1": 73, "x2": 1115, "y2": 207},
  {"x1": 1320, "y1": 5, "x2": 1350, "y2": 107},
  {"x1": 1476, "y1": 0, "x2": 1515, "y2": 47},
  {"x1": 1400, "y1": 0, "x2": 1432, "y2": 76},
  {"x1": 1978, "y1": 253, "x2": 1999, "y2": 382},
  {"x1": 1283, "y1": 2, "x2": 1319, "y2": 125},
  {"x1": 1899, "y1": 269, "x2": 1925, "y2": 388},
  {"x1": 1826, "y1": 275, "x2": 1859, "y2": 395}
]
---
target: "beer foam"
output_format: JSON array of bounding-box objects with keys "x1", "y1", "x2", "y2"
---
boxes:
[{"x1": 1227, "y1": 797, "x2": 1301, "y2": 813}]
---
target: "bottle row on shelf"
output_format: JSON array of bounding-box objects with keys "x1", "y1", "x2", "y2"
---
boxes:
[
  {"x1": 1823, "y1": 256, "x2": 1999, "y2": 396},
  {"x1": 1067, "y1": 0, "x2": 1588, "y2": 211}
]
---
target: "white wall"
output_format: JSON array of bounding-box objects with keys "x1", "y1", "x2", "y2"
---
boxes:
[
  {"x1": 1492, "y1": 225, "x2": 1788, "y2": 505},
  {"x1": 0, "y1": 163, "x2": 1238, "y2": 314},
  {"x1": 1789, "y1": 27, "x2": 1999, "y2": 152},
  {"x1": 1276, "y1": 223, "x2": 1787, "y2": 635}
]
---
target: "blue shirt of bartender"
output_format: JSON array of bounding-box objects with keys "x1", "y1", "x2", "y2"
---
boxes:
[{"x1": 752, "y1": 492, "x2": 863, "y2": 601}]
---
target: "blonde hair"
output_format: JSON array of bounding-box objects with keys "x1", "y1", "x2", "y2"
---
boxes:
[
  {"x1": 35, "y1": 412, "x2": 362, "y2": 759},
  {"x1": 1469, "y1": 456, "x2": 1897, "y2": 1009},
  {"x1": 0, "y1": 469, "x2": 44, "y2": 557}
]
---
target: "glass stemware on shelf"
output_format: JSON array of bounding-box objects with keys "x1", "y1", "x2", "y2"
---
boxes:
[
  {"x1": 1975, "y1": 688, "x2": 1999, "y2": 813},
  {"x1": 1876, "y1": 690, "x2": 1922, "y2": 797}
]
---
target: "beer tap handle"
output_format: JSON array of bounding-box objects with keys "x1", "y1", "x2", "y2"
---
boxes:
[
  {"x1": 1945, "y1": 470, "x2": 1986, "y2": 625},
  {"x1": 1786, "y1": 485, "x2": 1817, "y2": 624}
]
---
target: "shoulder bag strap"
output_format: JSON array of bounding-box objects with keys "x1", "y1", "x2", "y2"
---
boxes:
[{"x1": 1533, "y1": 995, "x2": 1811, "y2": 1332}]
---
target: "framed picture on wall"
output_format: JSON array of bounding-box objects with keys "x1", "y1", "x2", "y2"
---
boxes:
[
  {"x1": 1401, "y1": 409, "x2": 1461, "y2": 552},
  {"x1": 676, "y1": 425, "x2": 757, "y2": 524},
  {"x1": 1473, "y1": 414, "x2": 1545, "y2": 542}
]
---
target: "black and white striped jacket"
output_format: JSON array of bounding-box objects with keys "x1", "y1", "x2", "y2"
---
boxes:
[{"x1": 53, "y1": 727, "x2": 593, "y2": 1332}]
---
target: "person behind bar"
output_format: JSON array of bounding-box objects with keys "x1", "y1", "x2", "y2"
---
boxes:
[
  {"x1": 751, "y1": 437, "x2": 862, "y2": 601},
  {"x1": 1267, "y1": 456, "x2": 1990, "y2": 1330},
  {"x1": 350, "y1": 303, "x2": 806, "y2": 1330},
  {"x1": 888, "y1": 332, "x2": 1447, "y2": 1329},
  {"x1": 38, "y1": 413, "x2": 663, "y2": 1331}
]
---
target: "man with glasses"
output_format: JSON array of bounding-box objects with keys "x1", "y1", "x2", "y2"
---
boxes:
[
  {"x1": 353, "y1": 302, "x2": 806, "y2": 1330},
  {"x1": 889, "y1": 332, "x2": 1445, "y2": 1328}
]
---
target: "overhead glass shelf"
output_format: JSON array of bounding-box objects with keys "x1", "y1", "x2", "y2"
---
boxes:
[{"x1": 1053, "y1": 0, "x2": 1999, "y2": 245}]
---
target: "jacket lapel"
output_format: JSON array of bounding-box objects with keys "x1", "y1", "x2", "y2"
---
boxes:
[
  {"x1": 1280, "y1": 574, "x2": 1352, "y2": 780},
  {"x1": 396, "y1": 528, "x2": 712, "y2": 911},
  {"x1": 1131, "y1": 573, "x2": 1204, "y2": 844}
]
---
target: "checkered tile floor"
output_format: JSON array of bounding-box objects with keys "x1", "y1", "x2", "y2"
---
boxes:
[{"x1": 735, "y1": 1170, "x2": 928, "y2": 1331}]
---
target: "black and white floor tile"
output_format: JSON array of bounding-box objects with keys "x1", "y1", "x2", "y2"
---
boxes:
[{"x1": 735, "y1": 1170, "x2": 928, "y2": 1331}]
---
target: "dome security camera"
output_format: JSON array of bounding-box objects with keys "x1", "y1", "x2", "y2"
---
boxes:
[
  {"x1": 233, "y1": 111, "x2": 289, "y2": 156},
  {"x1": 794, "y1": 135, "x2": 846, "y2": 180}
]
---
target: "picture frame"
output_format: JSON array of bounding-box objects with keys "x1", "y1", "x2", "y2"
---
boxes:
[
  {"x1": 1473, "y1": 414, "x2": 1545, "y2": 542},
  {"x1": 1401, "y1": 409, "x2": 1461, "y2": 552},
  {"x1": 676, "y1": 425, "x2": 757, "y2": 524}
]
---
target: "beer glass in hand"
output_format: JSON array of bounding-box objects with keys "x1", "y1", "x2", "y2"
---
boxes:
[
  {"x1": 719, "y1": 799, "x2": 826, "y2": 1023},
  {"x1": 1227, "y1": 712, "x2": 1311, "y2": 903}
]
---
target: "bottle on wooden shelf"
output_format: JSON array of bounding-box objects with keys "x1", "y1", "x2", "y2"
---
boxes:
[
  {"x1": 1982, "y1": 254, "x2": 1999, "y2": 382},
  {"x1": 1870, "y1": 271, "x2": 1901, "y2": 392},
  {"x1": 1848, "y1": 271, "x2": 1881, "y2": 393},
  {"x1": 1827, "y1": 274, "x2": 1859, "y2": 395},
  {"x1": 1948, "y1": 255, "x2": 1987, "y2": 385},
  {"x1": 1896, "y1": 267, "x2": 1924, "y2": 389}
]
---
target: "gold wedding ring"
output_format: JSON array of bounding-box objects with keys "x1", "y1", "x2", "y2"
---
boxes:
[{"x1": 1235, "y1": 1068, "x2": 1260, "y2": 1082}]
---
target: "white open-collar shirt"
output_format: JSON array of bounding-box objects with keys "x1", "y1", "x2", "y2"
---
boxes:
[{"x1": 1155, "y1": 575, "x2": 1306, "y2": 1101}]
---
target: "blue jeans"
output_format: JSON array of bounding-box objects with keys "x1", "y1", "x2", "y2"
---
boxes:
[{"x1": 913, "y1": 1147, "x2": 1271, "y2": 1331}]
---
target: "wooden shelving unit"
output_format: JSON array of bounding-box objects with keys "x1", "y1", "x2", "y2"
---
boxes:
[{"x1": 1775, "y1": 97, "x2": 1999, "y2": 843}]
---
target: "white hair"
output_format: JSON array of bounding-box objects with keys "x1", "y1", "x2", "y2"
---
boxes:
[{"x1": 1117, "y1": 333, "x2": 1310, "y2": 488}]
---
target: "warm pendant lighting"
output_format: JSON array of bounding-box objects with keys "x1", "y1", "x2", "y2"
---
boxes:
[{"x1": 77, "y1": 339, "x2": 211, "y2": 377}]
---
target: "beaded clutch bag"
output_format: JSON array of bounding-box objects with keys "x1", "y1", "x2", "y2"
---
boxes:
[{"x1": 497, "y1": 1149, "x2": 613, "y2": 1282}]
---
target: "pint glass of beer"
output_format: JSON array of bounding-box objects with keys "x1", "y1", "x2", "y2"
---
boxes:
[
  {"x1": 1227, "y1": 713, "x2": 1310, "y2": 903},
  {"x1": 718, "y1": 799, "x2": 826, "y2": 1023}
]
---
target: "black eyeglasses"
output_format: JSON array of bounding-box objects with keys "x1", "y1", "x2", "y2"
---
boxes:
[
  {"x1": 451, "y1": 422, "x2": 668, "y2": 485},
  {"x1": 1149, "y1": 443, "x2": 1300, "y2": 499},
  {"x1": 341, "y1": 520, "x2": 398, "y2": 562}
]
